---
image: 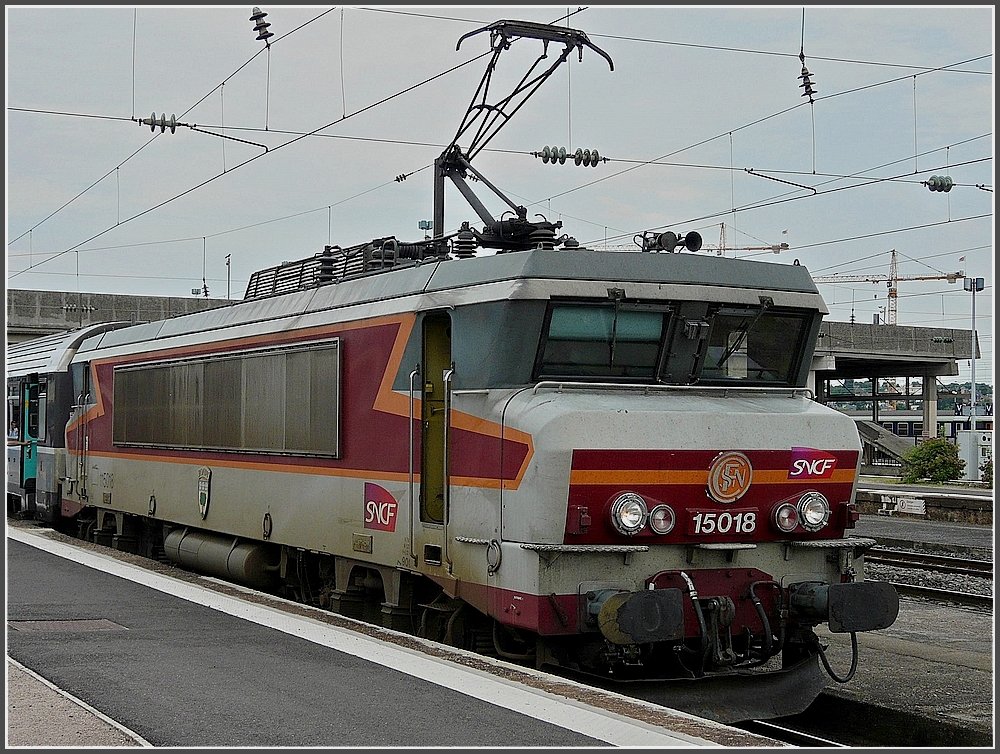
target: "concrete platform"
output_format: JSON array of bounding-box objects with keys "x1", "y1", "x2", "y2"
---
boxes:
[
  {"x1": 854, "y1": 511, "x2": 994, "y2": 556},
  {"x1": 811, "y1": 597, "x2": 993, "y2": 747},
  {"x1": 7, "y1": 657, "x2": 147, "y2": 747},
  {"x1": 812, "y1": 513, "x2": 993, "y2": 746}
]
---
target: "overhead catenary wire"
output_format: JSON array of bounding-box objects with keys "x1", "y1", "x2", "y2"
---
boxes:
[
  {"x1": 9, "y1": 6, "x2": 587, "y2": 278},
  {"x1": 810, "y1": 244, "x2": 989, "y2": 276},
  {"x1": 585, "y1": 156, "x2": 989, "y2": 251},
  {"x1": 7, "y1": 6, "x2": 337, "y2": 249},
  {"x1": 11, "y1": 6, "x2": 589, "y2": 252},
  {"x1": 7, "y1": 10, "x2": 992, "y2": 311},
  {"x1": 9, "y1": 40, "x2": 493, "y2": 280},
  {"x1": 528, "y1": 53, "x2": 991, "y2": 217}
]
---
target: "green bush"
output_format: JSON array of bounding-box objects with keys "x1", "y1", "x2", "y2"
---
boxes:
[
  {"x1": 981, "y1": 454, "x2": 993, "y2": 489},
  {"x1": 900, "y1": 438, "x2": 966, "y2": 483}
]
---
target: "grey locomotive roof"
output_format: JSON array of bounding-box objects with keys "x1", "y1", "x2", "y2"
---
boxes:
[
  {"x1": 6, "y1": 322, "x2": 131, "y2": 377},
  {"x1": 424, "y1": 248, "x2": 818, "y2": 293},
  {"x1": 81, "y1": 249, "x2": 820, "y2": 353}
]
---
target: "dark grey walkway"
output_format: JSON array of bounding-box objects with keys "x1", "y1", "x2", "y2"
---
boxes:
[
  {"x1": 7, "y1": 526, "x2": 788, "y2": 748},
  {"x1": 7, "y1": 539, "x2": 606, "y2": 748},
  {"x1": 853, "y1": 514, "x2": 993, "y2": 553}
]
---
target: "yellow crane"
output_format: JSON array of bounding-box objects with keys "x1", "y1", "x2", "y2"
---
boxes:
[
  {"x1": 811, "y1": 250, "x2": 964, "y2": 325},
  {"x1": 714, "y1": 222, "x2": 789, "y2": 255}
]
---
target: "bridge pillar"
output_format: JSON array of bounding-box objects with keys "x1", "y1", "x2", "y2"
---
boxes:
[{"x1": 922, "y1": 376, "x2": 938, "y2": 439}]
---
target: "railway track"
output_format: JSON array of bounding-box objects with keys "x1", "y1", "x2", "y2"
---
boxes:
[
  {"x1": 866, "y1": 547, "x2": 993, "y2": 608},
  {"x1": 866, "y1": 547, "x2": 994, "y2": 578},
  {"x1": 735, "y1": 718, "x2": 847, "y2": 747},
  {"x1": 888, "y1": 582, "x2": 993, "y2": 608}
]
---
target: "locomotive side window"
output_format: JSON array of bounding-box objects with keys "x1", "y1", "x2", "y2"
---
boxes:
[
  {"x1": 699, "y1": 306, "x2": 810, "y2": 385},
  {"x1": 70, "y1": 362, "x2": 90, "y2": 407},
  {"x1": 35, "y1": 379, "x2": 48, "y2": 443},
  {"x1": 18, "y1": 378, "x2": 47, "y2": 443},
  {"x1": 535, "y1": 303, "x2": 668, "y2": 380},
  {"x1": 113, "y1": 340, "x2": 340, "y2": 456},
  {"x1": 7, "y1": 380, "x2": 21, "y2": 437}
]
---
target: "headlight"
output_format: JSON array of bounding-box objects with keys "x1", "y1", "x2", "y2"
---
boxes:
[
  {"x1": 797, "y1": 492, "x2": 831, "y2": 531},
  {"x1": 648, "y1": 504, "x2": 676, "y2": 534},
  {"x1": 774, "y1": 502, "x2": 798, "y2": 533},
  {"x1": 610, "y1": 492, "x2": 648, "y2": 535}
]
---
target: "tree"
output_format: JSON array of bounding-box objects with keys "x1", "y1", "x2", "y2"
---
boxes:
[
  {"x1": 900, "y1": 438, "x2": 966, "y2": 483},
  {"x1": 981, "y1": 453, "x2": 993, "y2": 489}
]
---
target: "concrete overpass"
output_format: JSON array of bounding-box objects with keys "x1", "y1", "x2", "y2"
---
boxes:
[
  {"x1": 810, "y1": 320, "x2": 979, "y2": 440},
  {"x1": 5, "y1": 288, "x2": 232, "y2": 344}
]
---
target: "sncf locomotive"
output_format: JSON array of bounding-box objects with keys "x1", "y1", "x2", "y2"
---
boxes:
[{"x1": 6, "y1": 19, "x2": 898, "y2": 723}]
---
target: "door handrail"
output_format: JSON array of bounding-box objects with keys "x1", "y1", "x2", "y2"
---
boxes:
[
  {"x1": 442, "y1": 366, "x2": 455, "y2": 574},
  {"x1": 407, "y1": 365, "x2": 420, "y2": 565}
]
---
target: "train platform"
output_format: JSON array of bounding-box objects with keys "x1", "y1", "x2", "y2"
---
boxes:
[
  {"x1": 809, "y1": 512, "x2": 994, "y2": 747},
  {"x1": 809, "y1": 593, "x2": 993, "y2": 747},
  {"x1": 6, "y1": 524, "x2": 777, "y2": 748},
  {"x1": 853, "y1": 512, "x2": 994, "y2": 555}
]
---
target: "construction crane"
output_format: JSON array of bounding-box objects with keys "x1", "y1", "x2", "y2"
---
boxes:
[
  {"x1": 811, "y1": 249, "x2": 965, "y2": 325},
  {"x1": 713, "y1": 222, "x2": 789, "y2": 255}
]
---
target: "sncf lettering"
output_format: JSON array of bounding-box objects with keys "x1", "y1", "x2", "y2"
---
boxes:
[
  {"x1": 790, "y1": 458, "x2": 835, "y2": 477},
  {"x1": 365, "y1": 500, "x2": 397, "y2": 527},
  {"x1": 787, "y1": 448, "x2": 838, "y2": 479},
  {"x1": 363, "y1": 482, "x2": 399, "y2": 532}
]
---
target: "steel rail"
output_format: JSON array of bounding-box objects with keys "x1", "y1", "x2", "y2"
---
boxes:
[
  {"x1": 888, "y1": 581, "x2": 993, "y2": 608},
  {"x1": 735, "y1": 719, "x2": 847, "y2": 747},
  {"x1": 866, "y1": 547, "x2": 994, "y2": 578}
]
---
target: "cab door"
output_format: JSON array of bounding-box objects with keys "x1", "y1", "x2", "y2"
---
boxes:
[
  {"x1": 416, "y1": 312, "x2": 453, "y2": 570},
  {"x1": 20, "y1": 379, "x2": 41, "y2": 490},
  {"x1": 7, "y1": 378, "x2": 24, "y2": 508}
]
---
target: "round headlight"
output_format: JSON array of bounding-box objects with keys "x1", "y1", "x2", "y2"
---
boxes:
[
  {"x1": 797, "y1": 492, "x2": 831, "y2": 531},
  {"x1": 610, "y1": 492, "x2": 648, "y2": 535},
  {"x1": 648, "y1": 504, "x2": 676, "y2": 534},
  {"x1": 774, "y1": 502, "x2": 799, "y2": 533}
]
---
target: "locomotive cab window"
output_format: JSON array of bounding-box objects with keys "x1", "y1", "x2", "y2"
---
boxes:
[
  {"x1": 698, "y1": 304, "x2": 810, "y2": 385},
  {"x1": 534, "y1": 301, "x2": 669, "y2": 381}
]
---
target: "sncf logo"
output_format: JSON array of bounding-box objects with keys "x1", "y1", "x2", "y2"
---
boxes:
[
  {"x1": 788, "y1": 447, "x2": 838, "y2": 479},
  {"x1": 707, "y1": 451, "x2": 753, "y2": 504},
  {"x1": 364, "y1": 483, "x2": 398, "y2": 532}
]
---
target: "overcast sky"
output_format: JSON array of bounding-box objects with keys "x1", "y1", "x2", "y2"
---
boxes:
[{"x1": 5, "y1": 4, "x2": 995, "y2": 385}]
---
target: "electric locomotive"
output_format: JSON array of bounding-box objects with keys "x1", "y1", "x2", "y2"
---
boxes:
[{"x1": 7, "y1": 19, "x2": 900, "y2": 723}]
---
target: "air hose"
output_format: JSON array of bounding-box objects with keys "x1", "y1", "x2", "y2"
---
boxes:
[
  {"x1": 815, "y1": 630, "x2": 859, "y2": 683},
  {"x1": 679, "y1": 571, "x2": 710, "y2": 672}
]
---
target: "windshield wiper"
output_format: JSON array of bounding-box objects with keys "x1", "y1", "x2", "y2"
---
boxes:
[
  {"x1": 607, "y1": 288, "x2": 625, "y2": 368},
  {"x1": 715, "y1": 297, "x2": 773, "y2": 368}
]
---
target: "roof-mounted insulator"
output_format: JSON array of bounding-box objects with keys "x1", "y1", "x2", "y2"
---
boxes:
[
  {"x1": 452, "y1": 223, "x2": 478, "y2": 258},
  {"x1": 250, "y1": 7, "x2": 273, "y2": 43}
]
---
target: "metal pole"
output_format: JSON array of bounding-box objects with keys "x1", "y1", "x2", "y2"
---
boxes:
[
  {"x1": 970, "y1": 283, "x2": 977, "y2": 420},
  {"x1": 964, "y1": 276, "x2": 985, "y2": 426}
]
